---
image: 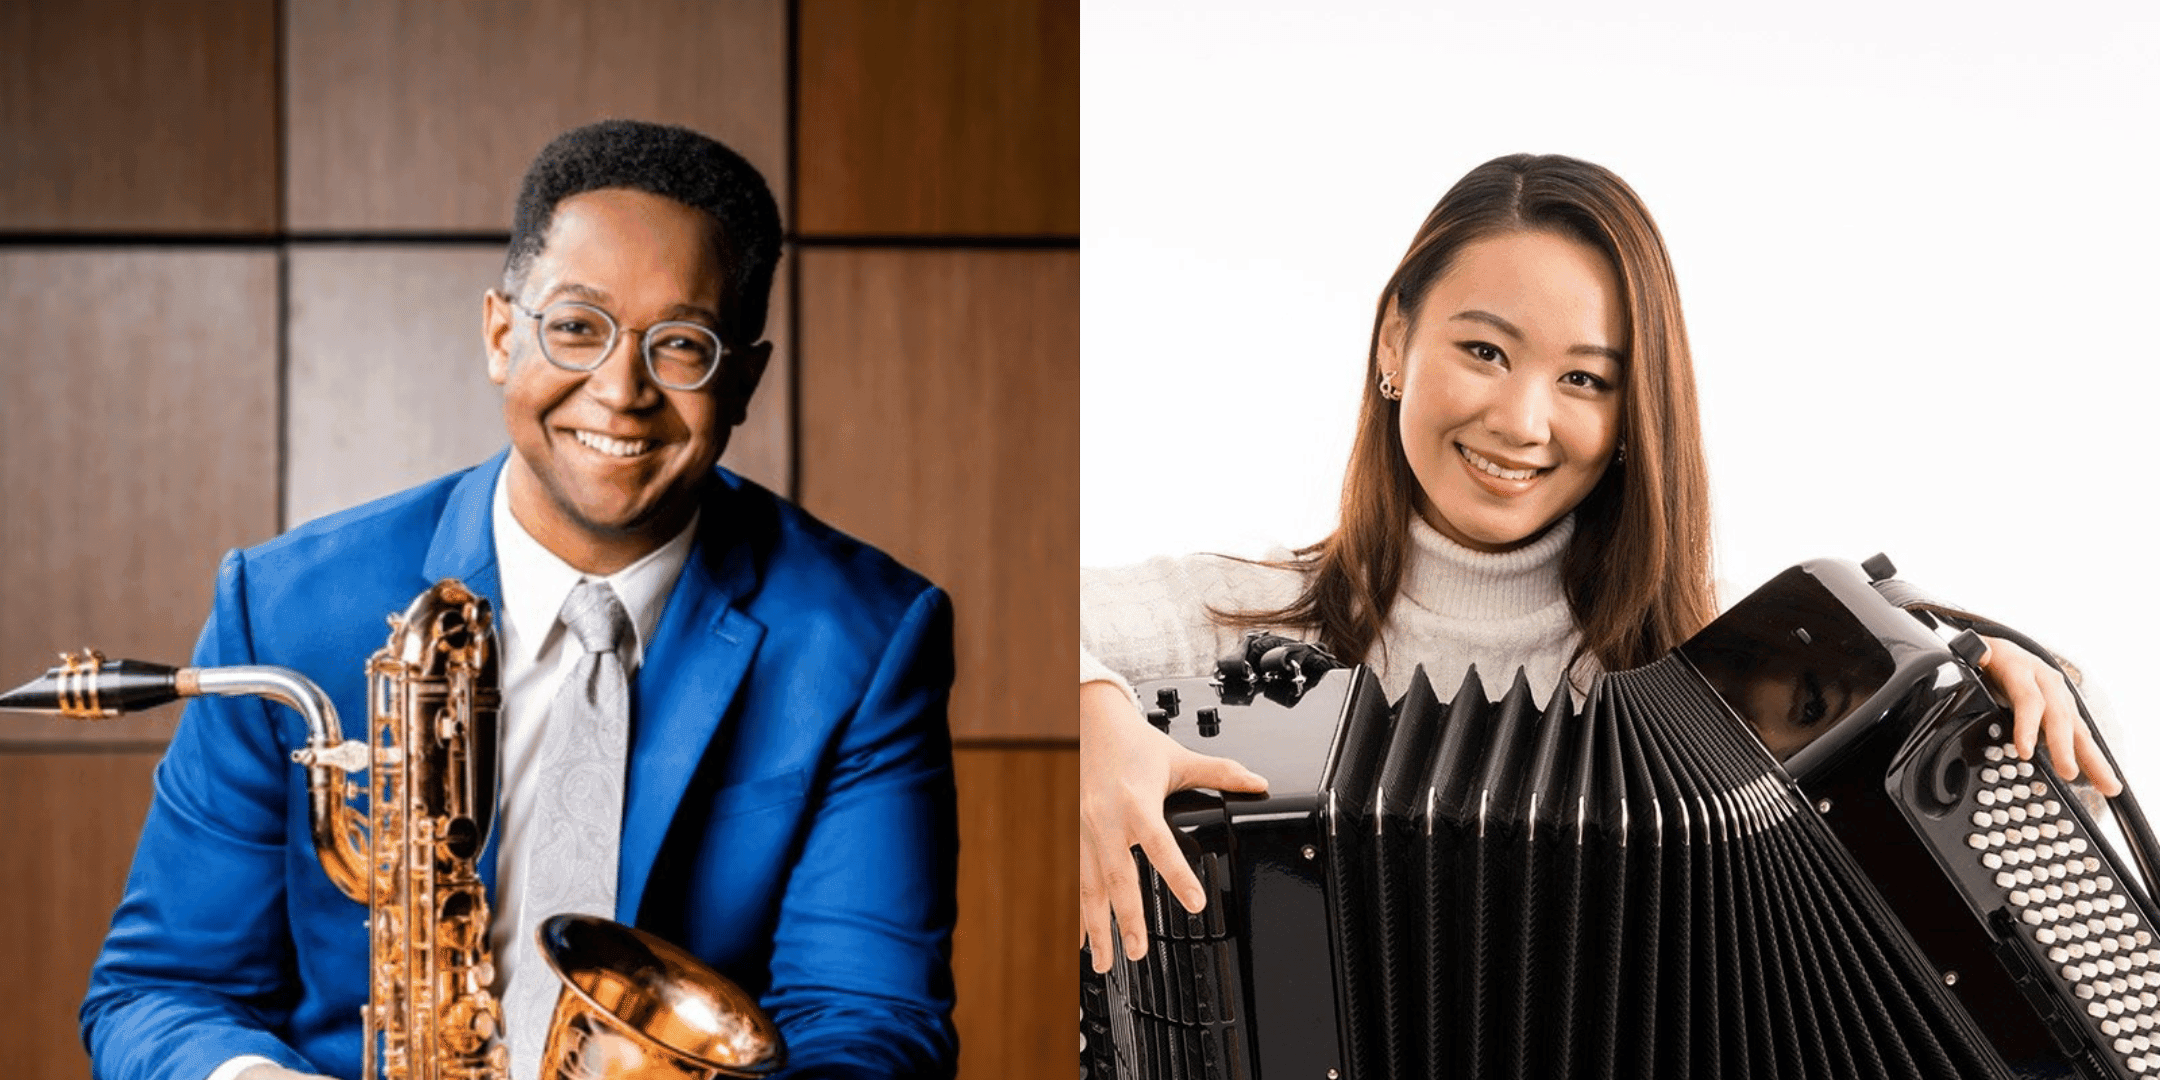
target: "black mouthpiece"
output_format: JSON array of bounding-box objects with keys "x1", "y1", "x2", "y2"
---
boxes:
[{"x1": 0, "y1": 655, "x2": 184, "y2": 717}]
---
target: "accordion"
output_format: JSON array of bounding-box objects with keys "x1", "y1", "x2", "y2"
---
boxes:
[{"x1": 1080, "y1": 557, "x2": 2160, "y2": 1080}]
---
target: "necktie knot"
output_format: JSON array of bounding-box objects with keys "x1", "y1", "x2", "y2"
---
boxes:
[{"x1": 559, "y1": 580, "x2": 630, "y2": 656}]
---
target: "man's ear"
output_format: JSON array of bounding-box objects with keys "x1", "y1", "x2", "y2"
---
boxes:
[
  {"x1": 719, "y1": 341, "x2": 773, "y2": 427},
  {"x1": 483, "y1": 289, "x2": 515, "y2": 385}
]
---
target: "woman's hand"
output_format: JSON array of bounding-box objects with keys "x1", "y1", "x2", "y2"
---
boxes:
[
  {"x1": 1080, "y1": 680, "x2": 1268, "y2": 973},
  {"x1": 1977, "y1": 635, "x2": 2121, "y2": 797}
]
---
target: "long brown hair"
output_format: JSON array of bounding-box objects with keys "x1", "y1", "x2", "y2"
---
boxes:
[{"x1": 1224, "y1": 153, "x2": 1715, "y2": 674}]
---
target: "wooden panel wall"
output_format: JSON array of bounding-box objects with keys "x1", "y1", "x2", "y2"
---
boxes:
[
  {"x1": 0, "y1": 1, "x2": 279, "y2": 233},
  {"x1": 1, "y1": 8, "x2": 286, "y2": 1073},
  {"x1": 952, "y1": 747, "x2": 1079, "y2": 1078},
  {"x1": 0, "y1": 252, "x2": 280, "y2": 746},
  {"x1": 285, "y1": 247, "x2": 511, "y2": 527},
  {"x1": 799, "y1": 0, "x2": 1080, "y2": 236},
  {"x1": 0, "y1": 1, "x2": 1074, "y2": 1078},
  {"x1": 0, "y1": 754, "x2": 161, "y2": 1077},
  {"x1": 283, "y1": 0, "x2": 786, "y2": 232}
]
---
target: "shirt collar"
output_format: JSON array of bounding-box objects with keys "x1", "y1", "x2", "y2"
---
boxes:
[{"x1": 489, "y1": 461, "x2": 699, "y2": 670}]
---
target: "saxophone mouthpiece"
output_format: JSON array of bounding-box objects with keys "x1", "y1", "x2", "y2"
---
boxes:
[{"x1": 0, "y1": 650, "x2": 186, "y2": 718}]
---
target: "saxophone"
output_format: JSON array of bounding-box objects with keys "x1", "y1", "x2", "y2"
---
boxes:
[{"x1": 2, "y1": 580, "x2": 783, "y2": 1080}]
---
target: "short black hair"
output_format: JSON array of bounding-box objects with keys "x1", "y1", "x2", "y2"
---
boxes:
[{"x1": 504, "y1": 119, "x2": 782, "y2": 343}]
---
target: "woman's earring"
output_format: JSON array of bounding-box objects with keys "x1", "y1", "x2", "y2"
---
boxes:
[
  {"x1": 1378, "y1": 370, "x2": 1403, "y2": 401},
  {"x1": 1614, "y1": 440, "x2": 1627, "y2": 466}
]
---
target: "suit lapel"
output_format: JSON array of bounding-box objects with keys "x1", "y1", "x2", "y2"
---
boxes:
[
  {"x1": 421, "y1": 449, "x2": 510, "y2": 610},
  {"x1": 617, "y1": 509, "x2": 765, "y2": 922},
  {"x1": 420, "y1": 450, "x2": 509, "y2": 893}
]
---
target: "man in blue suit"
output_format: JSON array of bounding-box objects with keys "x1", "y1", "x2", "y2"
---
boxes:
[{"x1": 80, "y1": 121, "x2": 958, "y2": 1080}]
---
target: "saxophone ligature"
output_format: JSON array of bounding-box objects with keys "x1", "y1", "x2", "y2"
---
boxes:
[{"x1": 2, "y1": 579, "x2": 784, "y2": 1080}]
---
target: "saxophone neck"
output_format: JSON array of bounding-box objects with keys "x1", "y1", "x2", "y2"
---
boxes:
[
  {"x1": 189, "y1": 664, "x2": 344, "y2": 750},
  {"x1": 0, "y1": 654, "x2": 345, "y2": 751},
  {"x1": 182, "y1": 666, "x2": 369, "y2": 903}
]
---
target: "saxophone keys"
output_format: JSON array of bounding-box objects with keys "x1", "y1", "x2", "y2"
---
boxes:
[{"x1": 438, "y1": 994, "x2": 499, "y2": 1054}]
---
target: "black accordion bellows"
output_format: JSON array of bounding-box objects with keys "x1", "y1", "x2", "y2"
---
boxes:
[
  {"x1": 1329, "y1": 656, "x2": 1993, "y2": 1080},
  {"x1": 1083, "y1": 558, "x2": 2160, "y2": 1080}
]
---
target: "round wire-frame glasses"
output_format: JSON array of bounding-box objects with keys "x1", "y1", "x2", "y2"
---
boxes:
[{"x1": 511, "y1": 299, "x2": 727, "y2": 391}]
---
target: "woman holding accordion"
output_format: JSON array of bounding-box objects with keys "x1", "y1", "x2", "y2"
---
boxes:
[{"x1": 1078, "y1": 152, "x2": 2122, "y2": 971}]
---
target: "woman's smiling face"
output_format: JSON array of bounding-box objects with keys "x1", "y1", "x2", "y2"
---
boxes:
[{"x1": 1381, "y1": 228, "x2": 1627, "y2": 552}]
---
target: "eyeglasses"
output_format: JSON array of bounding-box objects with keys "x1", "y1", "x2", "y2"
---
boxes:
[{"x1": 510, "y1": 299, "x2": 727, "y2": 391}]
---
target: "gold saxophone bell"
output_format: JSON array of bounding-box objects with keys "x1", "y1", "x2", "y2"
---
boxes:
[{"x1": 537, "y1": 915, "x2": 785, "y2": 1079}]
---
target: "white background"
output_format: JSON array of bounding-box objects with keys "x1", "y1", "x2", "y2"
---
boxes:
[{"x1": 1082, "y1": 3, "x2": 2160, "y2": 777}]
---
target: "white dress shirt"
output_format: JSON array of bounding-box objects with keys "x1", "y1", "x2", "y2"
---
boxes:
[
  {"x1": 485, "y1": 463, "x2": 697, "y2": 989},
  {"x1": 209, "y1": 461, "x2": 697, "y2": 1080}
]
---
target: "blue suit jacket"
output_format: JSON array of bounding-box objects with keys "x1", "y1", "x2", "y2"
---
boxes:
[{"x1": 81, "y1": 452, "x2": 960, "y2": 1080}]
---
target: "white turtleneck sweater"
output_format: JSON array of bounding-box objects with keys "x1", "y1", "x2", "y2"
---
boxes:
[
  {"x1": 1081, "y1": 515, "x2": 1586, "y2": 709},
  {"x1": 1084, "y1": 518, "x2": 2126, "y2": 815}
]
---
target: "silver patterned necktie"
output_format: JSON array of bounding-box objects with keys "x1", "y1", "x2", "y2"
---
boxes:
[{"x1": 504, "y1": 579, "x2": 632, "y2": 1080}]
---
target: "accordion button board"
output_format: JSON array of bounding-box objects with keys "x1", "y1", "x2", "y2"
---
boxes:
[
  {"x1": 1082, "y1": 558, "x2": 2160, "y2": 1080},
  {"x1": 1850, "y1": 701, "x2": 2160, "y2": 1078}
]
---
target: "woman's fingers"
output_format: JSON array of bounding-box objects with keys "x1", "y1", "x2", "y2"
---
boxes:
[
  {"x1": 1079, "y1": 681, "x2": 1166, "y2": 969},
  {"x1": 2073, "y1": 705, "x2": 2124, "y2": 797},
  {"x1": 1172, "y1": 746, "x2": 1269, "y2": 796},
  {"x1": 1083, "y1": 822, "x2": 1153, "y2": 966},
  {"x1": 1077, "y1": 681, "x2": 1273, "y2": 968},
  {"x1": 1079, "y1": 842, "x2": 1120, "y2": 972},
  {"x1": 1078, "y1": 763, "x2": 1153, "y2": 968},
  {"x1": 1152, "y1": 746, "x2": 1267, "y2": 913},
  {"x1": 2035, "y1": 653, "x2": 2082, "y2": 782},
  {"x1": 1978, "y1": 635, "x2": 2117, "y2": 794},
  {"x1": 1986, "y1": 646, "x2": 2049, "y2": 765},
  {"x1": 1134, "y1": 812, "x2": 1206, "y2": 915},
  {"x1": 1080, "y1": 799, "x2": 1203, "y2": 969}
]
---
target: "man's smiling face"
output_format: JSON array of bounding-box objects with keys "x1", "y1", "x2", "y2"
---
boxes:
[{"x1": 484, "y1": 186, "x2": 763, "y2": 574}]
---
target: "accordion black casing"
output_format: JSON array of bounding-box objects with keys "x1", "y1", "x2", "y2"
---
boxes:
[{"x1": 1080, "y1": 557, "x2": 2160, "y2": 1080}]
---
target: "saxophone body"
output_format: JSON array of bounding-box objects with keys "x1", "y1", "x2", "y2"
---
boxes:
[
  {"x1": 3, "y1": 580, "x2": 783, "y2": 1080},
  {"x1": 360, "y1": 581, "x2": 507, "y2": 1079}
]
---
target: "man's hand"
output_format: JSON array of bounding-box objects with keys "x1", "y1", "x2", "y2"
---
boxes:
[
  {"x1": 1079, "y1": 680, "x2": 1268, "y2": 974},
  {"x1": 236, "y1": 1066, "x2": 336, "y2": 1080},
  {"x1": 1977, "y1": 635, "x2": 2122, "y2": 797}
]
